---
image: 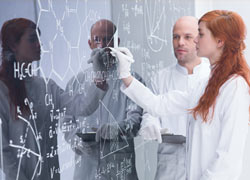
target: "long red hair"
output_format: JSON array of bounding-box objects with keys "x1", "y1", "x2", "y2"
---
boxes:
[
  {"x1": 0, "y1": 18, "x2": 37, "y2": 117},
  {"x1": 192, "y1": 10, "x2": 250, "y2": 122}
]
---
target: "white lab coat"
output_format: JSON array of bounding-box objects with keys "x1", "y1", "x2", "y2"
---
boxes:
[
  {"x1": 145, "y1": 60, "x2": 210, "y2": 136},
  {"x1": 142, "y1": 60, "x2": 210, "y2": 180},
  {"x1": 122, "y1": 75, "x2": 250, "y2": 180}
]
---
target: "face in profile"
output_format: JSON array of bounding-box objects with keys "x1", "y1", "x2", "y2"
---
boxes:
[
  {"x1": 195, "y1": 21, "x2": 218, "y2": 60},
  {"x1": 14, "y1": 27, "x2": 41, "y2": 63}
]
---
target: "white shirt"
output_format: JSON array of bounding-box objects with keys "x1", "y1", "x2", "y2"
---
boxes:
[
  {"x1": 122, "y1": 75, "x2": 250, "y2": 180},
  {"x1": 144, "y1": 60, "x2": 210, "y2": 136}
]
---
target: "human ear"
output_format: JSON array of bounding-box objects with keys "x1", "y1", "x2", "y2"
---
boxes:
[
  {"x1": 88, "y1": 39, "x2": 92, "y2": 49},
  {"x1": 217, "y1": 39, "x2": 224, "y2": 48}
]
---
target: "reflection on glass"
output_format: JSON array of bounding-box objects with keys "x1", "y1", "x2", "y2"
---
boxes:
[
  {"x1": 63, "y1": 19, "x2": 144, "y2": 180},
  {"x1": 0, "y1": 17, "x2": 106, "y2": 180}
]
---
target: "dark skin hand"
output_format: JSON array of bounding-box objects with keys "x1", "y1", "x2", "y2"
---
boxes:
[{"x1": 94, "y1": 79, "x2": 109, "y2": 91}]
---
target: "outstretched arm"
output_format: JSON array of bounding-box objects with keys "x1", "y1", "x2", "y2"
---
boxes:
[{"x1": 110, "y1": 47, "x2": 189, "y2": 118}]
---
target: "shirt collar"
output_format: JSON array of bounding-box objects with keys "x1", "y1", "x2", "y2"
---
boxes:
[
  {"x1": 176, "y1": 63, "x2": 189, "y2": 75},
  {"x1": 176, "y1": 60, "x2": 204, "y2": 75}
]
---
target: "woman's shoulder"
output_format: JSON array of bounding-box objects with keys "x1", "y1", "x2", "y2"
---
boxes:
[
  {"x1": 221, "y1": 75, "x2": 249, "y2": 93},
  {"x1": 225, "y1": 75, "x2": 248, "y2": 87}
]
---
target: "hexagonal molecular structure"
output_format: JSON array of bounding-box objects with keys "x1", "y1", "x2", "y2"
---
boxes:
[
  {"x1": 37, "y1": 11, "x2": 57, "y2": 52},
  {"x1": 61, "y1": 12, "x2": 81, "y2": 47},
  {"x1": 51, "y1": 33, "x2": 70, "y2": 80}
]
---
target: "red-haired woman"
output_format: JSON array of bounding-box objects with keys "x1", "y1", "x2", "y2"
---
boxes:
[
  {"x1": 111, "y1": 10, "x2": 250, "y2": 180},
  {"x1": 0, "y1": 18, "x2": 106, "y2": 180}
]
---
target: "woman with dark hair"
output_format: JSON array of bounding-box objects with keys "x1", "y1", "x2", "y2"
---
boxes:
[
  {"x1": 0, "y1": 18, "x2": 107, "y2": 180},
  {"x1": 111, "y1": 10, "x2": 250, "y2": 180}
]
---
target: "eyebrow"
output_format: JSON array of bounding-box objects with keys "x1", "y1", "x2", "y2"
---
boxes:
[{"x1": 173, "y1": 33, "x2": 194, "y2": 36}]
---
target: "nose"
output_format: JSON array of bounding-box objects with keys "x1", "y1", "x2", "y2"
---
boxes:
[
  {"x1": 194, "y1": 36, "x2": 198, "y2": 44},
  {"x1": 178, "y1": 37, "x2": 185, "y2": 46}
]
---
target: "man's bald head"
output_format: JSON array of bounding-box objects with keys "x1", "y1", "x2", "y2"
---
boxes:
[
  {"x1": 173, "y1": 16, "x2": 199, "y2": 34},
  {"x1": 90, "y1": 19, "x2": 116, "y2": 36},
  {"x1": 88, "y1": 19, "x2": 119, "y2": 49}
]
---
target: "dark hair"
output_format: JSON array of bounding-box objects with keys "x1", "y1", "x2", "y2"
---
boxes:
[{"x1": 0, "y1": 18, "x2": 37, "y2": 117}]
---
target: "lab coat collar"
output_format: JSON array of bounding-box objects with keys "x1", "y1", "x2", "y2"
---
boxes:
[
  {"x1": 193, "y1": 61, "x2": 204, "y2": 74},
  {"x1": 176, "y1": 60, "x2": 205, "y2": 75},
  {"x1": 176, "y1": 63, "x2": 189, "y2": 75}
]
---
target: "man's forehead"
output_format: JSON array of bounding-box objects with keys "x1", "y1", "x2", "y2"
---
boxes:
[
  {"x1": 173, "y1": 25, "x2": 198, "y2": 36},
  {"x1": 91, "y1": 29, "x2": 114, "y2": 38},
  {"x1": 173, "y1": 31, "x2": 195, "y2": 36},
  {"x1": 92, "y1": 28, "x2": 113, "y2": 34},
  {"x1": 173, "y1": 18, "x2": 198, "y2": 34},
  {"x1": 91, "y1": 22, "x2": 115, "y2": 33}
]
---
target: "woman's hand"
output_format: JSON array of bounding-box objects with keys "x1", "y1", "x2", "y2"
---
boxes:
[{"x1": 109, "y1": 47, "x2": 134, "y2": 79}]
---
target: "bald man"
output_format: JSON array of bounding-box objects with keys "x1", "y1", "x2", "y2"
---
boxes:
[
  {"x1": 88, "y1": 19, "x2": 119, "y2": 49},
  {"x1": 139, "y1": 16, "x2": 210, "y2": 180},
  {"x1": 64, "y1": 19, "x2": 144, "y2": 180}
]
